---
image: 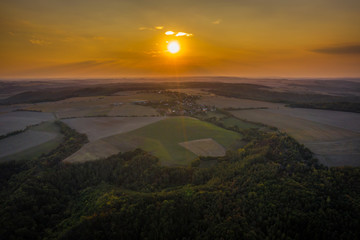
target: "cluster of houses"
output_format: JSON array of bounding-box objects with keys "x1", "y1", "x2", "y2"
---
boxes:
[{"x1": 134, "y1": 90, "x2": 216, "y2": 116}]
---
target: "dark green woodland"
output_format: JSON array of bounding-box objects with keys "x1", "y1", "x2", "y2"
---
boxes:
[{"x1": 0, "y1": 121, "x2": 359, "y2": 240}]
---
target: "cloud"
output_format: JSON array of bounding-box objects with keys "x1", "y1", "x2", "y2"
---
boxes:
[
  {"x1": 212, "y1": 19, "x2": 222, "y2": 24},
  {"x1": 312, "y1": 45, "x2": 360, "y2": 54},
  {"x1": 175, "y1": 32, "x2": 192, "y2": 37},
  {"x1": 165, "y1": 31, "x2": 175, "y2": 35},
  {"x1": 165, "y1": 31, "x2": 193, "y2": 37},
  {"x1": 139, "y1": 27, "x2": 152, "y2": 31},
  {"x1": 139, "y1": 26, "x2": 164, "y2": 31},
  {"x1": 29, "y1": 39, "x2": 50, "y2": 46}
]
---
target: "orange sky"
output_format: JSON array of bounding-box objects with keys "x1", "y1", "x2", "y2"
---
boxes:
[{"x1": 1, "y1": 0, "x2": 360, "y2": 78}]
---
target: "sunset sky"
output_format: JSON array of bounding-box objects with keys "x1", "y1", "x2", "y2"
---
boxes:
[{"x1": 1, "y1": 0, "x2": 360, "y2": 78}]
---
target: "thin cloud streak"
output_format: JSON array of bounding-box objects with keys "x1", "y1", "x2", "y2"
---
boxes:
[
  {"x1": 312, "y1": 45, "x2": 360, "y2": 55},
  {"x1": 165, "y1": 31, "x2": 193, "y2": 37},
  {"x1": 212, "y1": 19, "x2": 221, "y2": 24},
  {"x1": 29, "y1": 39, "x2": 51, "y2": 46},
  {"x1": 139, "y1": 26, "x2": 164, "y2": 31}
]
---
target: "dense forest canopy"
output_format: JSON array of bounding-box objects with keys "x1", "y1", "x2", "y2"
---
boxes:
[
  {"x1": 287, "y1": 102, "x2": 360, "y2": 113},
  {"x1": 0, "y1": 121, "x2": 359, "y2": 239}
]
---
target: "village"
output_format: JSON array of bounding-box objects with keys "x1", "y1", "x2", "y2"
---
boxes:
[{"x1": 134, "y1": 90, "x2": 216, "y2": 116}]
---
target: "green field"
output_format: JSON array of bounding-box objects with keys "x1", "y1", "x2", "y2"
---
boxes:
[
  {"x1": 0, "y1": 121, "x2": 63, "y2": 162},
  {"x1": 103, "y1": 117, "x2": 242, "y2": 166}
]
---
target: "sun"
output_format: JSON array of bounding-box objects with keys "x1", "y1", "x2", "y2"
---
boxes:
[{"x1": 167, "y1": 41, "x2": 180, "y2": 54}]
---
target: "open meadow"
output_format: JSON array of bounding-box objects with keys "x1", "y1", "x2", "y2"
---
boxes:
[{"x1": 64, "y1": 117, "x2": 242, "y2": 165}]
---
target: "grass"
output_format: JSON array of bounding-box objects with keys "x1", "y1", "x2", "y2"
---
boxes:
[{"x1": 103, "y1": 117, "x2": 242, "y2": 166}]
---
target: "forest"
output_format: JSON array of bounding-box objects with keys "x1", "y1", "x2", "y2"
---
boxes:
[
  {"x1": 287, "y1": 102, "x2": 360, "y2": 113},
  {"x1": 0, "y1": 121, "x2": 359, "y2": 240}
]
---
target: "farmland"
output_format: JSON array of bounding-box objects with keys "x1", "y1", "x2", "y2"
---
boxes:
[
  {"x1": 196, "y1": 94, "x2": 360, "y2": 167},
  {"x1": 65, "y1": 117, "x2": 242, "y2": 165},
  {"x1": 62, "y1": 117, "x2": 165, "y2": 141},
  {"x1": 231, "y1": 109, "x2": 360, "y2": 166},
  {"x1": 197, "y1": 95, "x2": 283, "y2": 109},
  {"x1": 107, "y1": 104, "x2": 158, "y2": 116},
  {"x1": 1, "y1": 79, "x2": 360, "y2": 239},
  {"x1": 265, "y1": 107, "x2": 360, "y2": 132},
  {"x1": 0, "y1": 111, "x2": 55, "y2": 136},
  {"x1": 1, "y1": 86, "x2": 359, "y2": 167},
  {"x1": 197, "y1": 110, "x2": 261, "y2": 130},
  {"x1": 103, "y1": 117, "x2": 242, "y2": 165},
  {"x1": 22, "y1": 92, "x2": 172, "y2": 118},
  {"x1": 0, "y1": 121, "x2": 63, "y2": 162},
  {"x1": 179, "y1": 138, "x2": 226, "y2": 157},
  {"x1": 166, "y1": 88, "x2": 211, "y2": 96}
]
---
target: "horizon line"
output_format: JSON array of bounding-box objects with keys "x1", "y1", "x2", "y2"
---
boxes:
[{"x1": 1, "y1": 75, "x2": 360, "y2": 82}]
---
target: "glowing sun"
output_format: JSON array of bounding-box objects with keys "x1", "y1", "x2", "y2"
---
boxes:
[{"x1": 167, "y1": 41, "x2": 180, "y2": 54}]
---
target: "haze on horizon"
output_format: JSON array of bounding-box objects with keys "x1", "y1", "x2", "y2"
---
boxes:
[{"x1": 1, "y1": 0, "x2": 360, "y2": 79}]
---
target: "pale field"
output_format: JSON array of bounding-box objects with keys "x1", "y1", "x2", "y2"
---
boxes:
[
  {"x1": 111, "y1": 91, "x2": 139, "y2": 96},
  {"x1": 231, "y1": 109, "x2": 360, "y2": 166},
  {"x1": 0, "y1": 111, "x2": 55, "y2": 135},
  {"x1": 179, "y1": 138, "x2": 226, "y2": 157},
  {"x1": 63, "y1": 137, "x2": 139, "y2": 163},
  {"x1": 0, "y1": 130, "x2": 57, "y2": 158},
  {"x1": 62, "y1": 116, "x2": 165, "y2": 142},
  {"x1": 55, "y1": 107, "x2": 108, "y2": 118},
  {"x1": 166, "y1": 88, "x2": 212, "y2": 96},
  {"x1": 0, "y1": 104, "x2": 34, "y2": 115},
  {"x1": 24, "y1": 93, "x2": 167, "y2": 118},
  {"x1": 265, "y1": 108, "x2": 360, "y2": 133},
  {"x1": 0, "y1": 106, "x2": 19, "y2": 115},
  {"x1": 107, "y1": 103, "x2": 158, "y2": 116},
  {"x1": 197, "y1": 95, "x2": 284, "y2": 109},
  {"x1": 306, "y1": 138, "x2": 360, "y2": 166},
  {"x1": 64, "y1": 140, "x2": 120, "y2": 163},
  {"x1": 199, "y1": 95, "x2": 360, "y2": 133},
  {"x1": 0, "y1": 121, "x2": 63, "y2": 161}
]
